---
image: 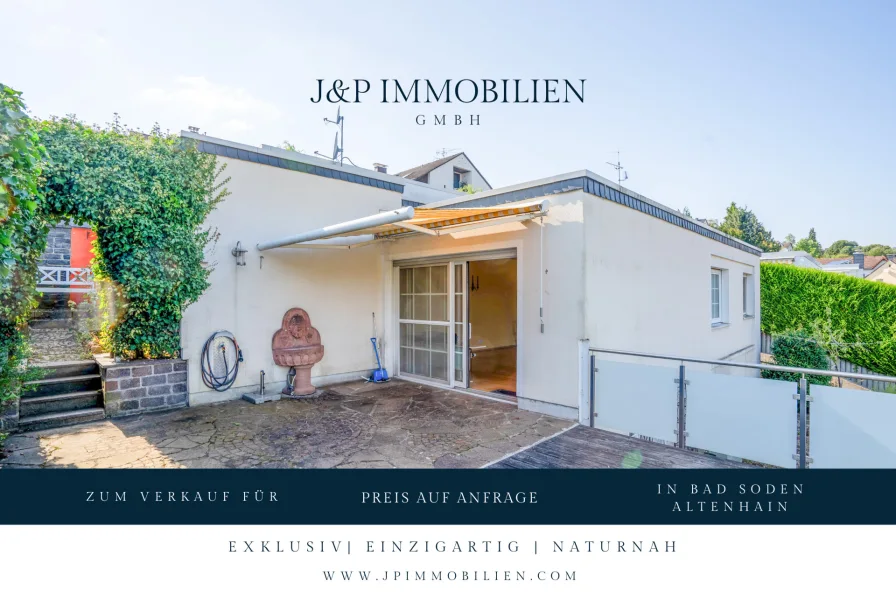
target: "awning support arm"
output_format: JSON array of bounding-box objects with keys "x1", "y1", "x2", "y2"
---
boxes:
[{"x1": 257, "y1": 206, "x2": 414, "y2": 251}]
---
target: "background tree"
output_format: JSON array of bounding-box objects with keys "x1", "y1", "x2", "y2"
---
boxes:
[
  {"x1": 823, "y1": 239, "x2": 860, "y2": 257},
  {"x1": 861, "y1": 243, "x2": 895, "y2": 256},
  {"x1": 716, "y1": 202, "x2": 781, "y2": 252},
  {"x1": 784, "y1": 233, "x2": 796, "y2": 246},
  {"x1": 793, "y1": 227, "x2": 823, "y2": 257}
]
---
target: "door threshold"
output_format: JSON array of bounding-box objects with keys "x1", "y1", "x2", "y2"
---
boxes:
[{"x1": 395, "y1": 375, "x2": 518, "y2": 406}]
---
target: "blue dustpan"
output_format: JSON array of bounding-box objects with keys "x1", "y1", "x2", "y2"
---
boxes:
[{"x1": 370, "y1": 337, "x2": 390, "y2": 382}]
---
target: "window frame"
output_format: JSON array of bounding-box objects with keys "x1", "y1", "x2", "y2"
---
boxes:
[
  {"x1": 742, "y1": 273, "x2": 755, "y2": 318},
  {"x1": 710, "y1": 268, "x2": 723, "y2": 325}
]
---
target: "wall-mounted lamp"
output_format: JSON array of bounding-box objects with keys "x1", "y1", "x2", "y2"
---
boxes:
[{"x1": 232, "y1": 241, "x2": 248, "y2": 266}]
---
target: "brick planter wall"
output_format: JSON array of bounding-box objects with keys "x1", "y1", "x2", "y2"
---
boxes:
[
  {"x1": 0, "y1": 398, "x2": 18, "y2": 432},
  {"x1": 96, "y1": 354, "x2": 188, "y2": 418}
]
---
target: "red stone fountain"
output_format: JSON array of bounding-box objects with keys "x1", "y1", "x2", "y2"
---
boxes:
[{"x1": 272, "y1": 308, "x2": 325, "y2": 397}]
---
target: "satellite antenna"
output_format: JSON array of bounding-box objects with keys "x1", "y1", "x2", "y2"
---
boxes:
[
  {"x1": 315, "y1": 106, "x2": 345, "y2": 164},
  {"x1": 606, "y1": 150, "x2": 629, "y2": 187}
]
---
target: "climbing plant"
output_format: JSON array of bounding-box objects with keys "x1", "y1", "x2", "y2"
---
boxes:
[
  {"x1": 0, "y1": 84, "x2": 48, "y2": 409},
  {"x1": 37, "y1": 116, "x2": 229, "y2": 359}
]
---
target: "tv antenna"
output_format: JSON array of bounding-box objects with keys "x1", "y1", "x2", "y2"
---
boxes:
[
  {"x1": 315, "y1": 106, "x2": 345, "y2": 164},
  {"x1": 606, "y1": 151, "x2": 629, "y2": 187},
  {"x1": 436, "y1": 147, "x2": 460, "y2": 159}
]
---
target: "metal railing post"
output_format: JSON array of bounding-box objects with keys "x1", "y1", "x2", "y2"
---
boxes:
[
  {"x1": 798, "y1": 375, "x2": 808, "y2": 469},
  {"x1": 589, "y1": 354, "x2": 596, "y2": 428},
  {"x1": 674, "y1": 364, "x2": 688, "y2": 449}
]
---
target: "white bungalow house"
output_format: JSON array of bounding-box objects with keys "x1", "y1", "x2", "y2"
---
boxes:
[{"x1": 179, "y1": 131, "x2": 761, "y2": 422}]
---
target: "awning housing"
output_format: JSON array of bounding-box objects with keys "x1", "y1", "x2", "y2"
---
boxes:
[{"x1": 258, "y1": 198, "x2": 548, "y2": 250}]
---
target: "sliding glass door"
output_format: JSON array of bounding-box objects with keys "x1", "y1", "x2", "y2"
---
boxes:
[
  {"x1": 398, "y1": 262, "x2": 468, "y2": 387},
  {"x1": 399, "y1": 265, "x2": 450, "y2": 382}
]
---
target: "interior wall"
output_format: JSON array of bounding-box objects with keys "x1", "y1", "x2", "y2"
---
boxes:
[{"x1": 468, "y1": 258, "x2": 517, "y2": 349}]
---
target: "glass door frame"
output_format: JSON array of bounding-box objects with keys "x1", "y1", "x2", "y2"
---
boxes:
[
  {"x1": 450, "y1": 260, "x2": 468, "y2": 388},
  {"x1": 397, "y1": 264, "x2": 452, "y2": 384}
]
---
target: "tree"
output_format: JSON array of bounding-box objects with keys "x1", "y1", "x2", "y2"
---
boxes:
[
  {"x1": 862, "y1": 244, "x2": 895, "y2": 257},
  {"x1": 716, "y1": 202, "x2": 781, "y2": 252},
  {"x1": 793, "y1": 228, "x2": 823, "y2": 257},
  {"x1": 784, "y1": 233, "x2": 796, "y2": 246},
  {"x1": 761, "y1": 330, "x2": 832, "y2": 388},
  {"x1": 823, "y1": 239, "x2": 859, "y2": 258}
]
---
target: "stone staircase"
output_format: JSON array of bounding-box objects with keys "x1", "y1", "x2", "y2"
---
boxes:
[
  {"x1": 29, "y1": 293, "x2": 73, "y2": 330},
  {"x1": 18, "y1": 360, "x2": 105, "y2": 432}
]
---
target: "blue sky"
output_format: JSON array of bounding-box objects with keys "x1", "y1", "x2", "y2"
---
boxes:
[{"x1": 3, "y1": 0, "x2": 894, "y2": 246}]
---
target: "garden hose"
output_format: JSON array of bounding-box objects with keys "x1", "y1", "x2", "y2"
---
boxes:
[{"x1": 200, "y1": 330, "x2": 243, "y2": 392}]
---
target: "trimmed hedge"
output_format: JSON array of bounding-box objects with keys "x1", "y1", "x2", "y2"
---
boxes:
[{"x1": 760, "y1": 263, "x2": 896, "y2": 376}]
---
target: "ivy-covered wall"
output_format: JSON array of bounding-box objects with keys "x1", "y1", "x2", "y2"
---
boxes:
[
  {"x1": 1, "y1": 84, "x2": 48, "y2": 422},
  {"x1": 38, "y1": 117, "x2": 229, "y2": 359},
  {"x1": 760, "y1": 262, "x2": 896, "y2": 376},
  {"x1": 2, "y1": 84, "x2": 228, "y2": 423}
]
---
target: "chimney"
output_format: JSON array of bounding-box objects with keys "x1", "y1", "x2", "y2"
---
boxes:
[
  {"x1": 853, "y1": 251, "x2": 865, "y2": 268},
  {"x1": 373, "y1": 163, "x2": 388, "y2": 174}
]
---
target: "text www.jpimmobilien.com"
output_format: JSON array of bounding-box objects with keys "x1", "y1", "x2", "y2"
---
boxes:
[{"x1": 322, "y1": 570, "x2": 576, "y2": 582}]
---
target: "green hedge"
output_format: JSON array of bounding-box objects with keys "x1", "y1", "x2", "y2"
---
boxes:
[{"x1": 760, "y1": 263, "x2": 896, "y2": 376}]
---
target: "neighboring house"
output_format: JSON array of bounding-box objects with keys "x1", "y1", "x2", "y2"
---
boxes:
[
  {"x1": 857, "y1": 255, "x2": 896, "y2": 284},
  {"x1": 761, "y1": 250, "x2": 896, "y2": 281},
  {"x1": 177, "y1": 131, "x2": 761, "y2": 423},
  {"x1": 396, "y1": 152, "x2": 492, "y2": 192},
  {"x1": 760, "y1": 250, "x2": 824, "y2": 269}
]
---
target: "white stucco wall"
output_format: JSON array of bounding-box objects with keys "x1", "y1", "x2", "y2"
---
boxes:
[
  {"x1": 425, "y1": 154, "x2": 491, "y2": 192},
  {"x1": 382, "y1": 190, "x2": 586, "y2": 417},
  {"x1": 179, "y1": 151, "x2": 761, "y2": 421},
  {"x1": 584, "y1": 196, "x2": 761, "y2": 373},
  {"x1": 180, "y1": 157, "x2": 401, "y2": 404}
]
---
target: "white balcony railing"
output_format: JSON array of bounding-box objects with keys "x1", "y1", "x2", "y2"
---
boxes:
[{"x1": 36, "y1": 266, "x2": 94, "y2": 294}]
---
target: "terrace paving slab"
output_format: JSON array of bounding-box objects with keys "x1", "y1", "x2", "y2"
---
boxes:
[{"x1": 0, "y1": 380, "x2": 572, "y2": 469}]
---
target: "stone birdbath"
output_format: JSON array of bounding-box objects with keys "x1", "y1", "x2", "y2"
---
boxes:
[{"x1": 272, "y1": 308, "x2": 324, "y2": 397}]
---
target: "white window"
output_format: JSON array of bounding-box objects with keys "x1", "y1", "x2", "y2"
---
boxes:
[
  {"x1": 742, "y1": 273, "x2": 755, "y2": 317},
  {"x1": 711, "y1": 269, "x2": 723, "y2": 324}
]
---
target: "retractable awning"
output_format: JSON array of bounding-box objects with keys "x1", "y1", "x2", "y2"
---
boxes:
[{"x1": 257, "y1": 199, "x2": 548, "y2": 250}]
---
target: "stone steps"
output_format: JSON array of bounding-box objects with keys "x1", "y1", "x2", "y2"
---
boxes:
[
  {"x1": 22, "y1": 373, "x2": 101, "y2": 398},
  {"x1": 20, "y1": 390, "x2": 103, "y2": 417},
  {"x1": 18, "y1": 360, "x2": 105, "y2": 432},
  {"x1": 18, "y1": 408, "x2": 106, "y2": 432}
]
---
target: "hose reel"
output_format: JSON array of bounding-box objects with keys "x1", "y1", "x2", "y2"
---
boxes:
[{"x1": 200, "y1": 330, "x2": 243, "y2": 392}]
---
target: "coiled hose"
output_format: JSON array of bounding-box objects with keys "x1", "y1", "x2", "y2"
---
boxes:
[{"x1": 200, "y1": 330, "x2": 242, "y2": 392}]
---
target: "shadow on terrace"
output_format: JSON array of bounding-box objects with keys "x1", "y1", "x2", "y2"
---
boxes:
[{"x1": 0, "y1": 380, "x2": 572, "y2": 469}]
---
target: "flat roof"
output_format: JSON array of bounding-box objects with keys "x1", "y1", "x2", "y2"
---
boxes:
[{"x1": 425, "y1": 170, "x2": 762, "y2": 256}]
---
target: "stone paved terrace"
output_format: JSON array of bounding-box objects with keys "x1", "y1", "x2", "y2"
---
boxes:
[{"x1": 0, "y1": 380, "x2": 572, "y2": 469}]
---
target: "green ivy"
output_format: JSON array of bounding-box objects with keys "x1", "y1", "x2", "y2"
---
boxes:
[
  {"x1": 760, "y1": 263, "x2": 896, "y2": 377},
  {"x1": 37, "y1": 117, "x2": 229, "y2": 359},
  {"x1": 0, "y1": 84, "x2": 48, "y2": 408}
]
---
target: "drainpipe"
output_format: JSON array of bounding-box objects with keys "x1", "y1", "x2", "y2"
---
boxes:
[
  {"x1": 539, "y1": 216, "x2": 545, "y2": 333},
  {"x1": 257, "y1": 207, "x2": 414, "y2": 251}
]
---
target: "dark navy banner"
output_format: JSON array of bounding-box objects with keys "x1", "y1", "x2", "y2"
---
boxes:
[{"x1": 1, "y1": 469, "x2": 894, "y2": 525}]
